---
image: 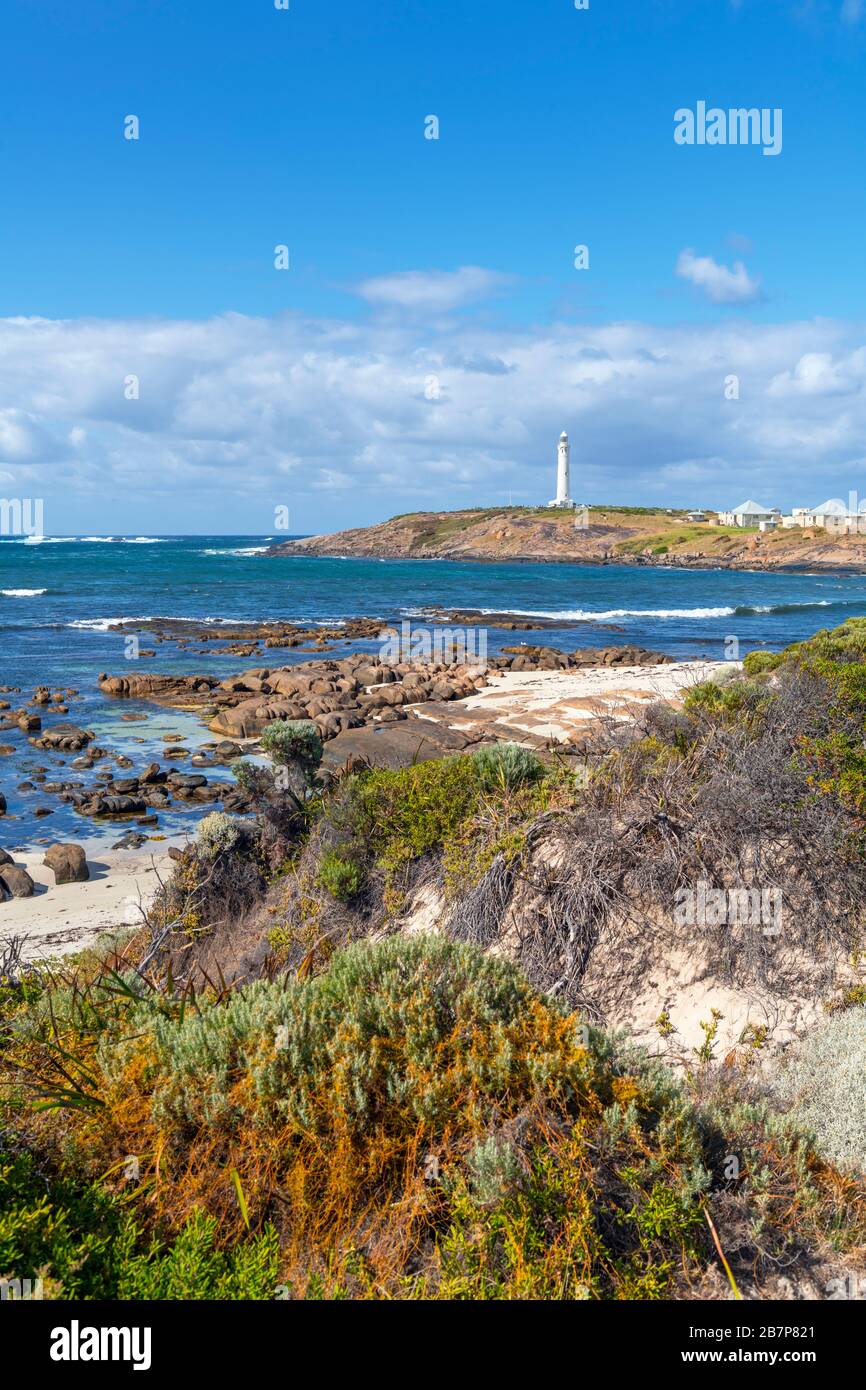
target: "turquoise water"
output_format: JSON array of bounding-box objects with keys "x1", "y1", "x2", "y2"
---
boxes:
[{"x1": 3, "y1": 534, "x2": 866, "y2": 848}]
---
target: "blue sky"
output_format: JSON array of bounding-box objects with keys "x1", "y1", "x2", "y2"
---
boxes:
[{"x1": 1, "y1": 0, "x2": 866, "y2": 532}]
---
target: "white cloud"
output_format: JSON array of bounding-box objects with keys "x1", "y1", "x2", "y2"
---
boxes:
[
  {"x1": 2, "y1": 306, "x2": 866, "y2": 526},
  {"x1": 675, "y1": 249, "x2": 763, "y2": 305},
  {"x1": 355, "y1": 266, "x2": 513, "y2": 312},
  {"x1": 0, "y1": 407, "x2": 57, "y2": 462},
  {"x1": 768, "y1": 349, "x2": 866, "y2": 397}
]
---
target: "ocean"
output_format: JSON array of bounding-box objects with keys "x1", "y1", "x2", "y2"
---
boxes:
[{"x1": 3, "y1": 533, "x2": 866, "y2": 848}]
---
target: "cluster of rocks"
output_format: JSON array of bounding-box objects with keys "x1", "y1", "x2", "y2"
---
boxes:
[
  {"x1": 0, "y1": 842, "x2": 89, "y2": 902},
  {"x1": 28, "y1": 755, "x2": 252, "y2": 823},
  {"x1": 0, "y1": 684, "x2": 80, "y2": 736},
  {"x1": 497, "y1": 644, "x2": 672, "y2": 672},
  {"x1": 1, "y1": 642, "x2": 673, "y2": 842},
  {"x1": 103, "y1": 616, "x2": 386, "y2": 659},
  {"x1": 98, "y1": 643, "x2": 671, "y2": 746},
  {"x1": 201, "y1": 655, "x2": 490, "y2": 740}
]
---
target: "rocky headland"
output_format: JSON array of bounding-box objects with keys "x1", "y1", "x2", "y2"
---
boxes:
[{"x1": 267, "y1": 505, "x2": 866, "y2": 571}]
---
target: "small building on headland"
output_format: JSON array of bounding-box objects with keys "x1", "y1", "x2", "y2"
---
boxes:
[
  {"x1": 780, "y1": 499, "x2": 866, "y2": 534},
  {"x1": 717, "y1": 500, "x2": 777, "y2": 528}
]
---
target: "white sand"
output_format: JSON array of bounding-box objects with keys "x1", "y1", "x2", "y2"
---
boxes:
[
  {"x1": 424, "y1": 659, "x2": 737, "y2": 743},
  {"x1": 0, "y1": 842, "x2": 180, "y2": 962}
]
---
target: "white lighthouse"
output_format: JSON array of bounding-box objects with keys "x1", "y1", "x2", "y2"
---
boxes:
[{"x1": 548, "y1": 430, "x2": 575, "y2": 508}]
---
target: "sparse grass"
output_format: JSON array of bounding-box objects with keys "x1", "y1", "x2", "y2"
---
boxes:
[{"x1": 614, "y1": 525, "x2": 747, "y2": 555}]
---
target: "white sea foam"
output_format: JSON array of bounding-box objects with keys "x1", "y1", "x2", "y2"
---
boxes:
[
  {"x1": 65, "y1": 614, "x2": 250, "y2": 631},
  {"x1": 1, "y1": 588, "x2": 47, "y2": 597},
  {"x1": 491, "y1": 606, "x2": 739, "y2": 621},
  {"x1": 199, "y1": 546, "x2": 269, "y2": 556},
  {"x1": 18, "y1": 535, "x2": 76, "y2": 545}
]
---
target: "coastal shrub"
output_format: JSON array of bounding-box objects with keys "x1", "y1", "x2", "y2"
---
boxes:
[
  {"x1": 0, "y1": 1148, "x2": 119, "y2": 1298},
  {"x1": 195, "y1": 811, "x2": 247, "y2": 859},
  {"x1": 7, "y1": 936, "x2": 866, "y2": 1298},
  {"x1": 683, "y1": 677, "x2": 768, "y2": 718},
  {"x1": 742, "y1": 649, "x2": 784, "y2": 676},
  {"x1": 317, "y1": 849, "x2": 365, "y2": 902},
  {"x1": 758, "y1": 624, "x2": 866, "y2": 814},
  {"x1": 0, "y1": 1149, "x2": 279, "y2": 1300},
  {"x1": 147, "y1": 823, "x2": 265, "y2": 942},
  {"x1": 260, "y1": 720, "x2": 323, "y2": 783},
  {"x1": 133, "y1": 935, "x2": 562, "y2": 1135},
  {"x1": 772, "y1": 1007, "x2": 866, "y2": 1172},
  {"x1": 466, "y1": 1134, "x2": 523, "y2": 1206},
  {"x1": 471, "y1": 741, "x2": 544, "y2": 793},
  {"x1": 337, "y1": 755, "x2": 483, "y2": 876},
  {"x1": 22, "y1": 936, "x2": 721, "y2": 1296},
  {"x1": 314, "y1": 750, "x2": 556, "y2": 915},
  {"x1": 230, "y1": 758, "x2": 264, "y2": 794}
]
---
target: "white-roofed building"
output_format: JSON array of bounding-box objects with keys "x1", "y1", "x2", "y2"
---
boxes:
[
  {"x1": 782, "y1": 499, "x2": 866, "y2": 533},
  {"x1": 717, "y1": 500, "x2": 776, "y2": 528}
]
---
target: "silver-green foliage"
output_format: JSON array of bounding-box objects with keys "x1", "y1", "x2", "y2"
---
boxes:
[
  {"x1": 773, "y1": 1006, "x2": 866, "y2": 1172},
  {"x1": 467, "y1": 1136, "x2": 522, "y2": 1205},
  {"x1": 100, "y1": 936, "x2": 550, "y2": 1135},
  {"x1": 260, "y1": 720, "x2": 323, "y2": 781},
  {"x1": 195, "y1": 811, "x2": 245, "y2": 859}
]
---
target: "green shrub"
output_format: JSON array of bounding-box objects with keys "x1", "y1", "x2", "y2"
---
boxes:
[
  {"x1": 260, "y1": 720, "x2": 323, "y2": 782},
  {"x1": 742, "y1": 649, "x2": 784, "y2": 676},
  {"x1": 317, "y1": 850, "x2": 365, "y2": 902},
  {"x1": 134, "y1": 935, "x2": 556, "y2": 1135},
  {"x1": 466, "y1": 1135, "x2": 522, "y2": 1206},
  {"x1": 8, "y1": 936, "x2": 866, "y2": 1299},
  {"x1": 683, "y1": 677, "x2": 768, "y2": 718},
  {"x1": 341, "y1": 755, "x2": 483, "y2": 875},
  {"x1": 230, "y1": 758, "x2": 259, "y2": 792},
  {"x1": 471, "y1": 742, "x2": 544, "y2": 793},
  {"x1": 0, "y1": 1150, "x2": 279, "y2": 1300}
]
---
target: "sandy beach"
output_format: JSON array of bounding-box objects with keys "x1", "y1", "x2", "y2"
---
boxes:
[{"x1": 0, "y1": 841, "x2": 179, "y2": 963}]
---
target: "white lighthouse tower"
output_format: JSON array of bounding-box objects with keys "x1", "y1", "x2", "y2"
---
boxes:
[{"x1": 548, "y1": 430, "x2": 575, "y2": 508}]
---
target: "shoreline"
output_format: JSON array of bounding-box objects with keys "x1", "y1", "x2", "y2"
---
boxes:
[
  {"x1": 1, "y1": 837, "x2": 181, "y2": 963},
  {"x1": 2, "y1": 660, "x2": 730, "y2": 959},
  {"x1": 267, "y1": 546, "x2": 866, "y2": 575}
]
